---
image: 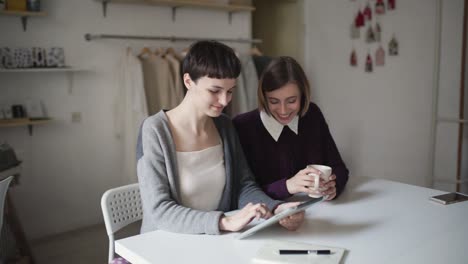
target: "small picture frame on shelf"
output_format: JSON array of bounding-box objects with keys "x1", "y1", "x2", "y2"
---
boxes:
[
  {"x1": 46, "y1": 47, "x2": 65, "y2": 67},
  {"x1": 25, "y1": 99, "x2": 45, "y2": 118},
  {"x1": 2, "y1": 106, "x2": 13, "y2": 119}
]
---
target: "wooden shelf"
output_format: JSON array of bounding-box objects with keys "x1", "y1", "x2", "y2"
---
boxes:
[
  {"x1": 0, "y1": 10, "x2": 46, "y2": 31},
  {"x1": 101, "y1": 0, "x2": 254, "y2": 11},
  {"x1": 96, "y1": 0, "x2": 254, "y2": 23},
  {"x1": 0, "y1": 10, "x2": 46, "y2": 17},
  {"x1": 0, "y1": 118, "x2": 51, "y2": 127},
  {"x1": 0, "y1": 67, "x2": 83, "y2": 73},
  {"x1": 0, "y1": 118, "x2": 52, "y2": 136}
]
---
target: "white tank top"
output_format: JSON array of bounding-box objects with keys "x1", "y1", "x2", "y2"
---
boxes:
[{"x1": 176, "y1": 144, "x2": 226, "y2": 211}]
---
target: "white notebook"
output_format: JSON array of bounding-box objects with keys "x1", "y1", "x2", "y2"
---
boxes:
[{"x1": 252, "y1": 240, "x2": 346, "y2": 264}]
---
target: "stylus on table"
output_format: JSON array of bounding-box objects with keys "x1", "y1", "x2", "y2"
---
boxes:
[{"x1": 279, "y1": 249, "x2": 331, "y2": 255}]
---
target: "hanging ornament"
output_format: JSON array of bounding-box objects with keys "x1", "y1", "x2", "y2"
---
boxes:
[
  {"x1": 388, "y1": 0, "x2": 396, "y2": 10},
  {"x1": 350, "y1": 22, "x2": 360, "y2": 39},
  {"x1": 366, "y1": 25, "x2": 376, "y2": 43},
  {"x1": 350, "y1": 49, "x2": 358, "y2": 66},
  {"x1": 365, "y1": 53, "x2": 373, "y2": 72},
  {"x1": 355, "y1": 10, "x2": 365, "y2": 27},
  {"x1": 375, "y1": 45, "x2": 385, "y2": 66},
  {"x1": 375, "y1": 22, "x2": 382, "y2": 42},
  {"x1": 375, "y1": 0, "x2": 385, "y2": 15},
  {"x1": 363, "y1": 3, "x2": 372, "y2": 22},
  {"x1": 388, "y1": 34, "x2": 399, "y2": 56}
]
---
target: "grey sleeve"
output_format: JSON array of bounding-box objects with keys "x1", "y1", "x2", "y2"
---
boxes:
[{"x1": 137, "y1": 119, "x2": 223, "y2": 235}]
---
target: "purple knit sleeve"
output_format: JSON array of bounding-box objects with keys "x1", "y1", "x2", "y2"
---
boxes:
[{"x1": 261, "y1": 178, "x2": 291, "y2": 200}]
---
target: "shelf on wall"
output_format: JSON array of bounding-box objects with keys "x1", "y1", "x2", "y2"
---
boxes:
[
  {"x1": 0, "y1": 118, "x2": 52, "y2": 136},
  {"x1": 0, "y1": 10, "x2": 47, "y2": 31},
  {"x1": 0, "y1": 67, "x2": 84, "y2": 73},
  {"x1": 95, "y1": 0, "x2": 255, "y2": 23}
]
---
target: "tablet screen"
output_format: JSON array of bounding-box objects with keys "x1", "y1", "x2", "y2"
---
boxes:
[{"x1": 237, "y1": 197, "x2": 324, "y2": 240}]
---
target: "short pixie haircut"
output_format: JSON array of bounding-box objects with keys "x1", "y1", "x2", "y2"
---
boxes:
[
  {"x1": 258, "y1": 56, "x2": 311, "y2": 117},
  {"x1": 182, "y1": 40, "x2": 241, "y2": 83}
]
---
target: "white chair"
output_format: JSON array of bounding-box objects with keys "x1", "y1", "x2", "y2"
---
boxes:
[
  {"x1": 0, "y1": 176, "x2": 13, "y2": 232},
  {"x1": 101, "y1": 183, "x2": 143, "y2": 263}
]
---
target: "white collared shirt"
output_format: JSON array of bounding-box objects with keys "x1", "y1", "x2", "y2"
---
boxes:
[{"x1": 260, "y1": 110, "x2": 299, "y2": 142}]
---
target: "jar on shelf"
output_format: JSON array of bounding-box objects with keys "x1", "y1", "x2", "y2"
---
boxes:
[
  {"x1": 6, "y1": 0, "x2": 27, "y2": 11},
  {"x1": 26, "y1": 0, "x2": 39, "y2": 11}
]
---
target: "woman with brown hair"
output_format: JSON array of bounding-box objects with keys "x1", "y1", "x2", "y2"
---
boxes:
[{"x1": 233, "y1": 56, "x2": 349, "y2": 201}]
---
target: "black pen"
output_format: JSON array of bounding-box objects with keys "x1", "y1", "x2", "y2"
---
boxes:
[{"x1": 279, "y1": 249, "x2": 331, "y2": 255}]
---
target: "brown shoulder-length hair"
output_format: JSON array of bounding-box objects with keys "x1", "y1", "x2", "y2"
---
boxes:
[{"x1": 258, "y1": 56, "x2": 310, "y2": 117}]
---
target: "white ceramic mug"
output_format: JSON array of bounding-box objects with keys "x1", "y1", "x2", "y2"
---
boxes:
[{"x1": 307, "y1": 164, "x2": 332, "y2": 198}]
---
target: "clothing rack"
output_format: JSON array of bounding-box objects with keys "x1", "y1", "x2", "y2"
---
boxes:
[{"x1": 84, "y1": 33, "x2": 262, "y2": 44}]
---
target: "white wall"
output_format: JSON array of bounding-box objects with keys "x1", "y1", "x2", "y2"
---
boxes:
[
  {"x1": 0, "y1": 0, "x2": 252, "y2": 239},
  {"x1": 303, "y1": 0, "x2": 464, "y2": 188}
]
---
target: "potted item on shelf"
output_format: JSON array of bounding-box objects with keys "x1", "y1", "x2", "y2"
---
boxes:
[
  {"x1": 1, "y1": 105, "x2": 13, "y2": 119},
  {"x1": 6, "y1": 0, "x2": 26, "y2": 11},
  {"x1": 26, "y1": 0, "x2": 39, "y2": 11},
  {"x1": 25, "y1": 99, "x2": 45, "y2": 118},
  {"x1": 191, "y1": 0, "x2": 229, "y2": 4},
  {"x1": 11, "y1": 105, "x2": 25, "y2": 118},
  {"x1": 46, "y1": 47, "x2": 65, "y2": 67},
  {"x1": 229, "y1": 0, "x2": 252, "y2": 5},
  {"x1": 13, "y1": 47, "x2": 33, "y2": 68},
  {"x1": 0, "y1": 47, "x2": 16, "y2": 69},
  {"x1": 31, "y1": 47, "x2": 46, "y2": 67}
]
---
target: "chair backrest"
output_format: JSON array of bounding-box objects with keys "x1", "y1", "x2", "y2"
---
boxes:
[
  {"x1": 101, "y1": 183, "x2": 142, "y2": 263},
  {"x1": 0, "y1": 176, "x2": 13, "y2": 231}
]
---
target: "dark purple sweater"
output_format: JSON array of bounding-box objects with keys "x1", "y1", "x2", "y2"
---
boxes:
[{"x1": 233, "y1": 103, "x2": 349, "y2": 200}]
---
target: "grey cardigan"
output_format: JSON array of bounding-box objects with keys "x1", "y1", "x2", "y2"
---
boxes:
[{"x1": 137, "y1": 111, "x2": 282, "y2": 235}]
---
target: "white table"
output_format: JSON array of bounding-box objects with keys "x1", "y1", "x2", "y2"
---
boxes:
[{"x1": 115, "y1": 177, "x2": 468, "y2": 264}]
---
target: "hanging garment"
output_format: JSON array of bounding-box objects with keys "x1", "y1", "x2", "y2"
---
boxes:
[
  {"x1": 365, "y1": 53, "x2": 373, "y2": 72},
  {"x1": 355, "y1": 10, "x2": 365, "y2": 27},
  {"x1": 351, "y1": 22, "x2": 360, "y2": 39},
  {"x1": 375, "y1": 45, "x2": 385, "y2": 66},
  {"x1": 165, "y1": 53, "x2": 185, "y2": 104},
  {"x1": 375, "y1": 22, "x2": 382, "y2": 42},
  {"x1": 139, "y1": 53, "x2": 177, "y2": 115},
  {"x1": 389, "y1": 35, "x2": 399, "y2": 56},
  {"x1": 363, "y1": 3, "x2": 372, "y2": 21},
  {"x1": 366, "y1": 25, "x2": 376, "y2": 43},
  {"x1": 114, "y1": 47, "x2": 149, "y2": 184},
  {"x1": 375, "y1": 0, "x2": 385, "y2": 15},
  {"x1": 350, "y1": 49, "x2": 358, "y2": 67},
  {"x1": 228, "y1": 55, "x2": 259, "y2": 117},
  {"x1": 241, "y1": 54, "x2": 259, "y2": 115}
]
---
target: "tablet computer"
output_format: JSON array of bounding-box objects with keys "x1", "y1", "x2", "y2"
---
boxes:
[{"x1": 237, "y1": 197, "x2": 324, "y2": 240}]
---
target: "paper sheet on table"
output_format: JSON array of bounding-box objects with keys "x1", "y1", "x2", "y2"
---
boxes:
[{"x1": 252, "y1": 240, "x2": 345, "y2": 264}]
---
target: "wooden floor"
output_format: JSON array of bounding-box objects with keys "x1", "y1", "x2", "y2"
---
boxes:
[{"x1": 31, "y1": 223, "x2": 140, "y2": 264}]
